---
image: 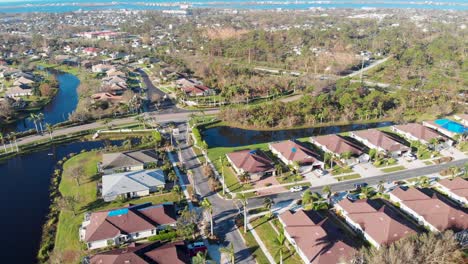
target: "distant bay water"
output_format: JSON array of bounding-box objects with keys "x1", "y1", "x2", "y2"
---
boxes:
[{"x1": 0, "y1": 0, "x2": 467, "y2": 13}]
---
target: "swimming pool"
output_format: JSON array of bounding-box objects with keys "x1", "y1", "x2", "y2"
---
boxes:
[{"x1": 434, "y1": 119, "x2": 468, "y2": 134}]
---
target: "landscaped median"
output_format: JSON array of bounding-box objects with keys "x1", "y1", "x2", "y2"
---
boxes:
[{"x1": 47, "y1": 151, "x2": 179, "y2": 263}]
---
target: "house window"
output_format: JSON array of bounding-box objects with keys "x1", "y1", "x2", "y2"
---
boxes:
[{"x1": 135, "y1": 232, "x2": 139, "y2": 237}]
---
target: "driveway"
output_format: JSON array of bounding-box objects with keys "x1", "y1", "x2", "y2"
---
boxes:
[{"x1": 175, "y1": 123, "x2": 256, "y2": 264}]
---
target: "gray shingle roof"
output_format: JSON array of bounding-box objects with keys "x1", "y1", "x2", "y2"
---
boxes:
[{"x1": 102, "y1": 169, "x2": 165, "y2": 200}]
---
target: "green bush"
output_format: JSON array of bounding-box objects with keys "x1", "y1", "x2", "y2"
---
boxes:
[
  {"x1": 148, "y1": 231, "x2": 177, "y2": 242},
  {"x1": 387, "y1": 158, "x2": 397, "y2": 165}
]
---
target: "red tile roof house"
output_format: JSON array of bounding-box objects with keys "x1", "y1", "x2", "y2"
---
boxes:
[
  {"x1": 335, "y1": 198, "x2": 418, "y2": 249},
  {"x1": 79, "y1": 203, "x2": 177, "y2": 250},
  {"x1": 310, "y1": 134, "x2": 369, "y2": 165},
  {"x1": 83, "y1": 47, "x2": 101, "y2": 57},
  {"x1": 86, "y1": 241, "x2": 189, "y2": 264},
  {"x1": 389, "y1": 187, "x2": 468, "y2": 233},
  {"x1": 454, "y1": 114, "x2": 468, "y2": 126},
  {"x1": 434, "y1": 177, "x2": 468, "y2": 207},
  {"x1": 182, "y1": 84, "x2": 214, "y2": 97},
  {"x1": 225, "y1": 149, "x2": 275, "y2": 180},
  {"x1": 350, "y1": 129, "x2": 410, "y2": 157},
  {"x1": 279, "y1": 210, "x2": 356, "y2": 264},
  {"x1": 391, "y1": 123, "x2": 452, "y2": 147},
  {"x1": 269, "y1": 140, "x2": 324, "y2": 171}
]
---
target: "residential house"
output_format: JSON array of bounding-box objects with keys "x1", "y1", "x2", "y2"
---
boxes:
[
  {"x1": 434, "y1": 177, "x2": 468, "y2": 207},
  {"x1": 279, "y1": 210, "x2": 356, "y2": 264},
  {"x1": 13, "y1": 76, "x2": 35, "y2": 88},
  {"x1": 389, "y1": 187, "x2": 468, "y2": 232},
  {"x1": 269, "y1": 140, "x2": 324, "y2": 170},
  {"x1": 311, "y1": 134, "x2": 368, "y2": 164},
  {"x1": 100, "y1": 150, "x2": 159, "y2": 174},
  {"x1": 350, "y1": 129, "x2": 410, "y2": 157},
  {"x1": 83, "y1": 47, "x2": 100, "y2": 57},
  {"x1": 86, "y1": 241, "x2": 189, "y2": 264},
  {"x1": 182, "y1": 84, "x2": 214, "y2": 97},
  {"x1": 335, "y1": 198, "x2": 418, "y2": 248},
  {"x1": 101, "y1": 169, "x2": 166, "y2": 201},
  {"x1": 5, "y1": 86, "x2": 32, "y2": 98},
  {"x1": 454, "y1": 114, "x2": 468, "y2": 126},
  {"x1": 79, "y1": 203, "x2": 177, "y2": 250},
  {"x1": 91, "y1": 92, "x2": 122, "y2": 103},
  {"x1": 422, "y1": 120, "x2": 467, "y2": 138},
  {"x1": 92, "y1": 63, "x2": 115, "y2": 73},
  {"x1": 226, "y1": 149, "x2": 275, "y2": 180},
  {"x1": 391, "y1": 123, "x2": 452, "y2": 148}
]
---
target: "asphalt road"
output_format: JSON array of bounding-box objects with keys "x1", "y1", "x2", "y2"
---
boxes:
[
  {"x1": 175, "y1": 123, "x2": 256, "y2": 264},
  {"x1": 246, "y1": 158, "x2": 468, "y2": 209},
  {"x1": 7, "y1": 109, "x2": 219, "y2": 149}
]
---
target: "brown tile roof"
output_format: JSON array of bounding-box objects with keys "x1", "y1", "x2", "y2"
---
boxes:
[
  {"x1": 353, "y1": 129, "x2": 409, "y2": 153},
  {"x1": 182, "y1": 85, "x2": 211, "y2": 95},
  {"x1": 84, "y1": 203, "x2": 176, "y2": 243},
  {"x1": 279, "y1": 210, "x2": 356, "y2": 264},
  {"x1": 226, "y1": 149, "x2": 274, "y2": 174},
  {"x1": 270, "y1": 140, "x2": 321, "y2": 164},
  {"x1": 390, "y1": 187, "x2": 468, "y2": 231},
  {"x1": 312, "y1": 134, "x2": 364, "y2": 156},
  {"x1": 90, "y1": 242, "x2": 188, "y2": 264},
  {"x1": 393, "y1": 123, "x2": 446, "y2": 142},
  {"x1": 438, "y1": 178, "x2": 468, "y2": 200},
  {"x1": 144, "y1": 241, "x2": 188, "y2": 264},
  {"x1": 337, "y1": 199, "x2": 417, "y2": 246},
  {"x1": 90, "y1": 243, "x2": 147, "y2": 264}
]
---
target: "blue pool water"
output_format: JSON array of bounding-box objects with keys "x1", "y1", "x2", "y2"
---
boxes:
[{"x1": 434, "y1": 119, "x2": 467, "y2": 134}]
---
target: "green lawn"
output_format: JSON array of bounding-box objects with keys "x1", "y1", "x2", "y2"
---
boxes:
[
  {"x1": 331, "y1": 165, "x2": 353, "y2": 176},
  {"x1": 381, "y1": 165, "x2": 406, "y2": 173},
  {"x1": 423, "y1": 160, "x2": 433, "y2": 165},
  {"x1": 54, "y1": 151, "x2": 179, "y2": 263},
  {"x1": 250, "y1": 216, "x2": 302, "y2": 264},
  {"x1": 238, "y1": 227, "x2": 270, "y2": 264},
  {"x1": 335, "y1": 174, "x2": 361, "y2": 181}
]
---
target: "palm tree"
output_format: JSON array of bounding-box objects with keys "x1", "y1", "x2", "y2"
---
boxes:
[
  {"x1": 220, "y1": 156, "x2": 228, "y2": 195},
  {"x1": 9, "y1": 133, "x2": 18, "y2": 152},
  {"x1": 377, "y1": 180, "x2": 385, "y2": 194},
  {"x1": 220, "y1": 243, "x2": 235, "y2": 264},
  {"x1": 168, "y1": 171, "x2": 178, "y2": 185},
  {"x1": 237, "y1": 193, "x2": 248, "y2": 233},
  {"x1": 37, "y1": 113, "x2": 44, "y2": 132},
  {"x1": 28, "y1": 113, "x2": 39, "y2": 133},
  {"x1": 275, "y1": 164, "x2": 283, "y2": 177},
  {"x1": 192, "y1": 252, "x2": 208, "y2": 264},
  {"x1": 45, "y1": 123, "x2": 54, "y2": 140},
  {"x1": 0, "y1": 133, "x2": 7, "y2": 153},
  {"x1": 274, "y1": 228, "x2": 287, "y2": 264},
  {"x1": 322, "y1": 185, "x2": 332, "y2": 202},
  {"x1": 359, "y1": 186, "x2": 375, "y2": 199},
  {"x1": 448, "y1": 166, "x2": 461, "y2": 178},
  {"x1": 416, "y1": 176, "x2": 430, "y2": 188},
  {"x1": 263, "y1": 197, "x2": 274, "y2": 216},
  {"x1": 201, "y1": 198, "x2": 214, "y2": 237}
]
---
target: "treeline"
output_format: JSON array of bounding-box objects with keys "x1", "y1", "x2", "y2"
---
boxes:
[{"x1": 219, "y1": 79, "x2": 458, "y2": 128}]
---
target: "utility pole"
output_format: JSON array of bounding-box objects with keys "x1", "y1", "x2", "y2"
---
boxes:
[{"x1": 360, "y1": 55, "x2": 365, "y2": 83}]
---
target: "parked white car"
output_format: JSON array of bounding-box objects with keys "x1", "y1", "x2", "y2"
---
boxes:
[{"x1": 290, "y1": 186, "x2": 303, "y2": 192}]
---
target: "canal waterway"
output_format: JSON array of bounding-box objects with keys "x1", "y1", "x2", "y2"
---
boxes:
[
  {"x1": 203, "y1": 121, "x2": 394, "y2": 147},
  {"x1": 0, "y1": 139, "x2": 124, "y2": 263}
]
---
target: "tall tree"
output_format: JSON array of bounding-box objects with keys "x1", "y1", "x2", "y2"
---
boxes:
[
  {"x1": 274, "y1": 228, "x2": 288, "y2": 264},
  {"x1": 220, "y1": 243, "x2": 235, "y2": 264},
  {"x1": 201, "y1": 198, "x2": 214, "y2": 237}
]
